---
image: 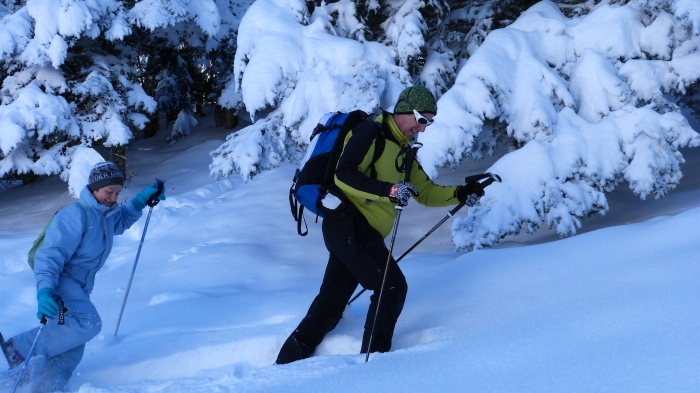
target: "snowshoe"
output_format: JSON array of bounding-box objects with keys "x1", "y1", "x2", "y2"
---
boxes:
[{"x1": 0, "y1": 356, "x2": 46, "y2": 392}]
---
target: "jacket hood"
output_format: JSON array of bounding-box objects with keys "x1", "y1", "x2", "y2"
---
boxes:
[{"x1": 79, "y1": 185, "x2": 120, "y2": 216}]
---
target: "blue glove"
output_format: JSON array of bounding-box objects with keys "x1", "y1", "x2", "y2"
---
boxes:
[
  {"x1": 132, "y1": 182, "x2": 166, "y2": 210},
  {"x1": 37, "y1": 288, "x2": 59, "y2": 320}
]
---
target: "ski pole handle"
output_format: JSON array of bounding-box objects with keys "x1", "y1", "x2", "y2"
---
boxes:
[
  {"x1": 478, "y1": 177, "x2": 497, "y2": 189},
  {"x1": 464, "y1": 173, "x2": 490, "y2": 183},
  {"x1": 446, "y1": 173, "x2": 502, "y2": 217},
  {"x1": 463, "y1": 173, "x2": 502, "y2": 196},
  {"x1": 477, "y1": 173, "x2": 502, "y2": 191},
  {"x1": 146, "y1": 179, "x2": 165, "y2": 208},
  {"x1": 464, "y1": 172, "x2": 501, "y2": 184},
  {"x1": 463, "y1": 173, "x2": 502, "y2": 207}
]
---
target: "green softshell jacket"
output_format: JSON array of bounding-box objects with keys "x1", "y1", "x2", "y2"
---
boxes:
[{"x1": 334, "y1": 112, "x2": 459, "y2": 238}]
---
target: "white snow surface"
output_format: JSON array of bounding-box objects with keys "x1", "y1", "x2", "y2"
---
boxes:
[{"x1": 0, "y1": 116, "x2": 698, "y2": 392}]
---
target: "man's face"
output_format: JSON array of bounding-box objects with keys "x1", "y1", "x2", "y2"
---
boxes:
[
  {"x1": 394, "y1": 112, "x2": 434, "y2": 140},
  {"x1": 92, "y1": 185, "x2": 122, "y2": 207}
]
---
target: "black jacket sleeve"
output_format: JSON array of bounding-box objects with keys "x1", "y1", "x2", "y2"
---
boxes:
[{"x1": 335, "y1": 123, "x2": 392, "y2": 199}]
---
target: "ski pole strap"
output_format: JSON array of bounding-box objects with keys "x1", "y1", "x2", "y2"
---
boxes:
[
  {"x1": 57, "y1": 298, "x2": 67, "y2": 325},
  {"x1": 298, "y1": 205, "x2": 308, "y2": 236},
  {"x1": 395, "y1": 146, "x2": 411, "y2": 174},
  {"x1": 396, "y1": 143, "x2": 423, "y2": 183},
  {"x1": 289, "y1": 184, "x2": 298, "y2": 220}
]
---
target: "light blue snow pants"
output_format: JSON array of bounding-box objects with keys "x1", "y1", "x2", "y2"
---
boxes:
[{"x1": 12, "y1": 276, "x2": 102, "y2": 392}]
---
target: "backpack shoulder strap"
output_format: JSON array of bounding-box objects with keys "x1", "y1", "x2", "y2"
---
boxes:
[
  {"x1": 366, "y1": 120, "x2": 385, "y2": 179},
  {"x1": 320, "y1": 110, "x2": 366, "y2": 188}
]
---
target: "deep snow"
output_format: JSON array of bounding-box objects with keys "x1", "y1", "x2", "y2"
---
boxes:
[{"x1": 1, "y1": 115, "x2": 698, "y2": 392}]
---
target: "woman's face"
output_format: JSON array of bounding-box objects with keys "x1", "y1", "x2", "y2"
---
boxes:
[{"x1": 92, "y1": 185, "x2": 122, "y2": 207}]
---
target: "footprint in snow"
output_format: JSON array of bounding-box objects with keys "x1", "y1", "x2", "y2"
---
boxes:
[
  {"x1": 148, "y1": 292, "x2": 201, "y2": 305},
  {"x1": 171, "y1": 238, "x2": 232, "y2": 261},
  {"x1": 312, "y1": 328, "x2": 439, "y2": 358}
]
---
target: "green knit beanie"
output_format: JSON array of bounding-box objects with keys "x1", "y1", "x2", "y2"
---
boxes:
[{"x1": 393, "y1": 86, "x2": 437, "y2": 115}]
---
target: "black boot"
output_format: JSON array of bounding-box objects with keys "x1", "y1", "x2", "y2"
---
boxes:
[
  {"x1": 1, "y1": 332, "x2": 25, "y2": 369},
  {"x1": 360, "y1": 328, "x2": 392, "y2": 355},
  {"x1": 275, "y1": 334, "x2": 315, "y2": 365}
]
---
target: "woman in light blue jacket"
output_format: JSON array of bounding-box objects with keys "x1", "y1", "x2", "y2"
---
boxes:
[{"x1": 1, "y1": 161, "x2": 165, "y2": 392}]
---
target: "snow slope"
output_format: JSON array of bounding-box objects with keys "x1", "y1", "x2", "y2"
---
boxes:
[{"x1": 0, "y1": 115, "x2": 698, "y2": 392}]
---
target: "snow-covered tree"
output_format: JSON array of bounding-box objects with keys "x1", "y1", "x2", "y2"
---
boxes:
[
  {"x1": 424, "y1": 0, "x2": 700, "y2": 250},
  {"x1": 0, "y1": 0, "x2": 250, "y2": 188},
  {"x1": 0, "y1": 0, "x2": 156, "y2": 189},
  {"x1": 212, "y1": 0, "x2": 700, "y2": 249}
]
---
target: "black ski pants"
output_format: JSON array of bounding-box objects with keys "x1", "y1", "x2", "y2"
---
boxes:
[{"x1": 276, "y1": 212, "x2": 407, "y2": 364}]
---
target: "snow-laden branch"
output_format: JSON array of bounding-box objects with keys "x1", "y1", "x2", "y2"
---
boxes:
[
  {"x1": 0, "y1": 80, "x2": 79, "y2": 178},
  {"x1": 128, "y1": 0, "x2": 221, "y2": 36},
  {"x1": 210, "y1": 113, "x2": 285, "y2": 181},
  {"x1": 0, "y1": 0, "x2": 272, "y2": 199},
  {"x1": 212, "y1": 0, "x2": 411, "y2": 180},
  {"x1": 0, "y1": 7, "x2": 32, "y2": 63},
  {"x1": 417, "y1": 1, "x2": 700, "y2": 250},
  {"x1": 382, "y1": 0, "x2": 427, "y2": 69},
  {"x1": 0, "y1": 80, "x2": 78, "y2": 153}
]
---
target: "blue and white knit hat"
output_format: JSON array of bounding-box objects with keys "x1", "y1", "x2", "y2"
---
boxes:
[{"x1": 88, "y1": 161, "x2": 124, "y2": 192}]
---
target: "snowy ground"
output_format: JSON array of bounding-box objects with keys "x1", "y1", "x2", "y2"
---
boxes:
[{"x1": 1, "y1": 115, "x2": 698, "y2": 392}]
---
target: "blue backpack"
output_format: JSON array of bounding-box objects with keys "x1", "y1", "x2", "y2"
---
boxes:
[{"x1": 289, "y1": 110, "x2": 385, "y2": 236}]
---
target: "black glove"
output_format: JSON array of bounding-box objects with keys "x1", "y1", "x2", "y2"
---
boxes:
[
  {"x1": 456, "y1": 182, "x2": 485, "y2": 206},
  {"x1": 389, "y1": 181, "x2": 419, "y2": 206}
]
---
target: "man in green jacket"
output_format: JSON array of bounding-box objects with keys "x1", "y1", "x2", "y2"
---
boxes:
[{"x1": 276, "y1": 86, "x2": 483, "y2": 364}]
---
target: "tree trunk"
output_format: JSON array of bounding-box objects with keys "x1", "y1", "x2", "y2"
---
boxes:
[
  {"x1": 224, "y1": 108, "x2": 238, "y2": 129},
  {"x1": 18, "y1": 171, "x2": 40, "y2": 185},
  {"x1": 215, "y1": 105, "x2": 238, "y2": 129},
  {"x1": 215, "y1": 105, "x2": 225, "y2": 127},
  {"x1": 111, "y1": 145, "x2": 127, "y2": 180},
  {"x1": 143, "y1": 114, "x2": 159, "y2": 139}
]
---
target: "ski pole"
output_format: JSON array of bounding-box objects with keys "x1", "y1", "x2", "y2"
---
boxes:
[
  {"x1": 12, "y1": 298, "x2": 67, "y2": 393},
  {"x1": 114, "y1": 179, "x2": 165, "y2": 337},
  {"x1": 348, "y1": 173, "x2": 502, "y2": 306},
  {"x1": 365, "y1": 143, "x2": 422, "y2": 363},
  {"x1": 11, "y1": 316, "x2": 46, "y2": 393},
  {"x1": 396, "y1": 173, "x2": 501, "y2": 260}
]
